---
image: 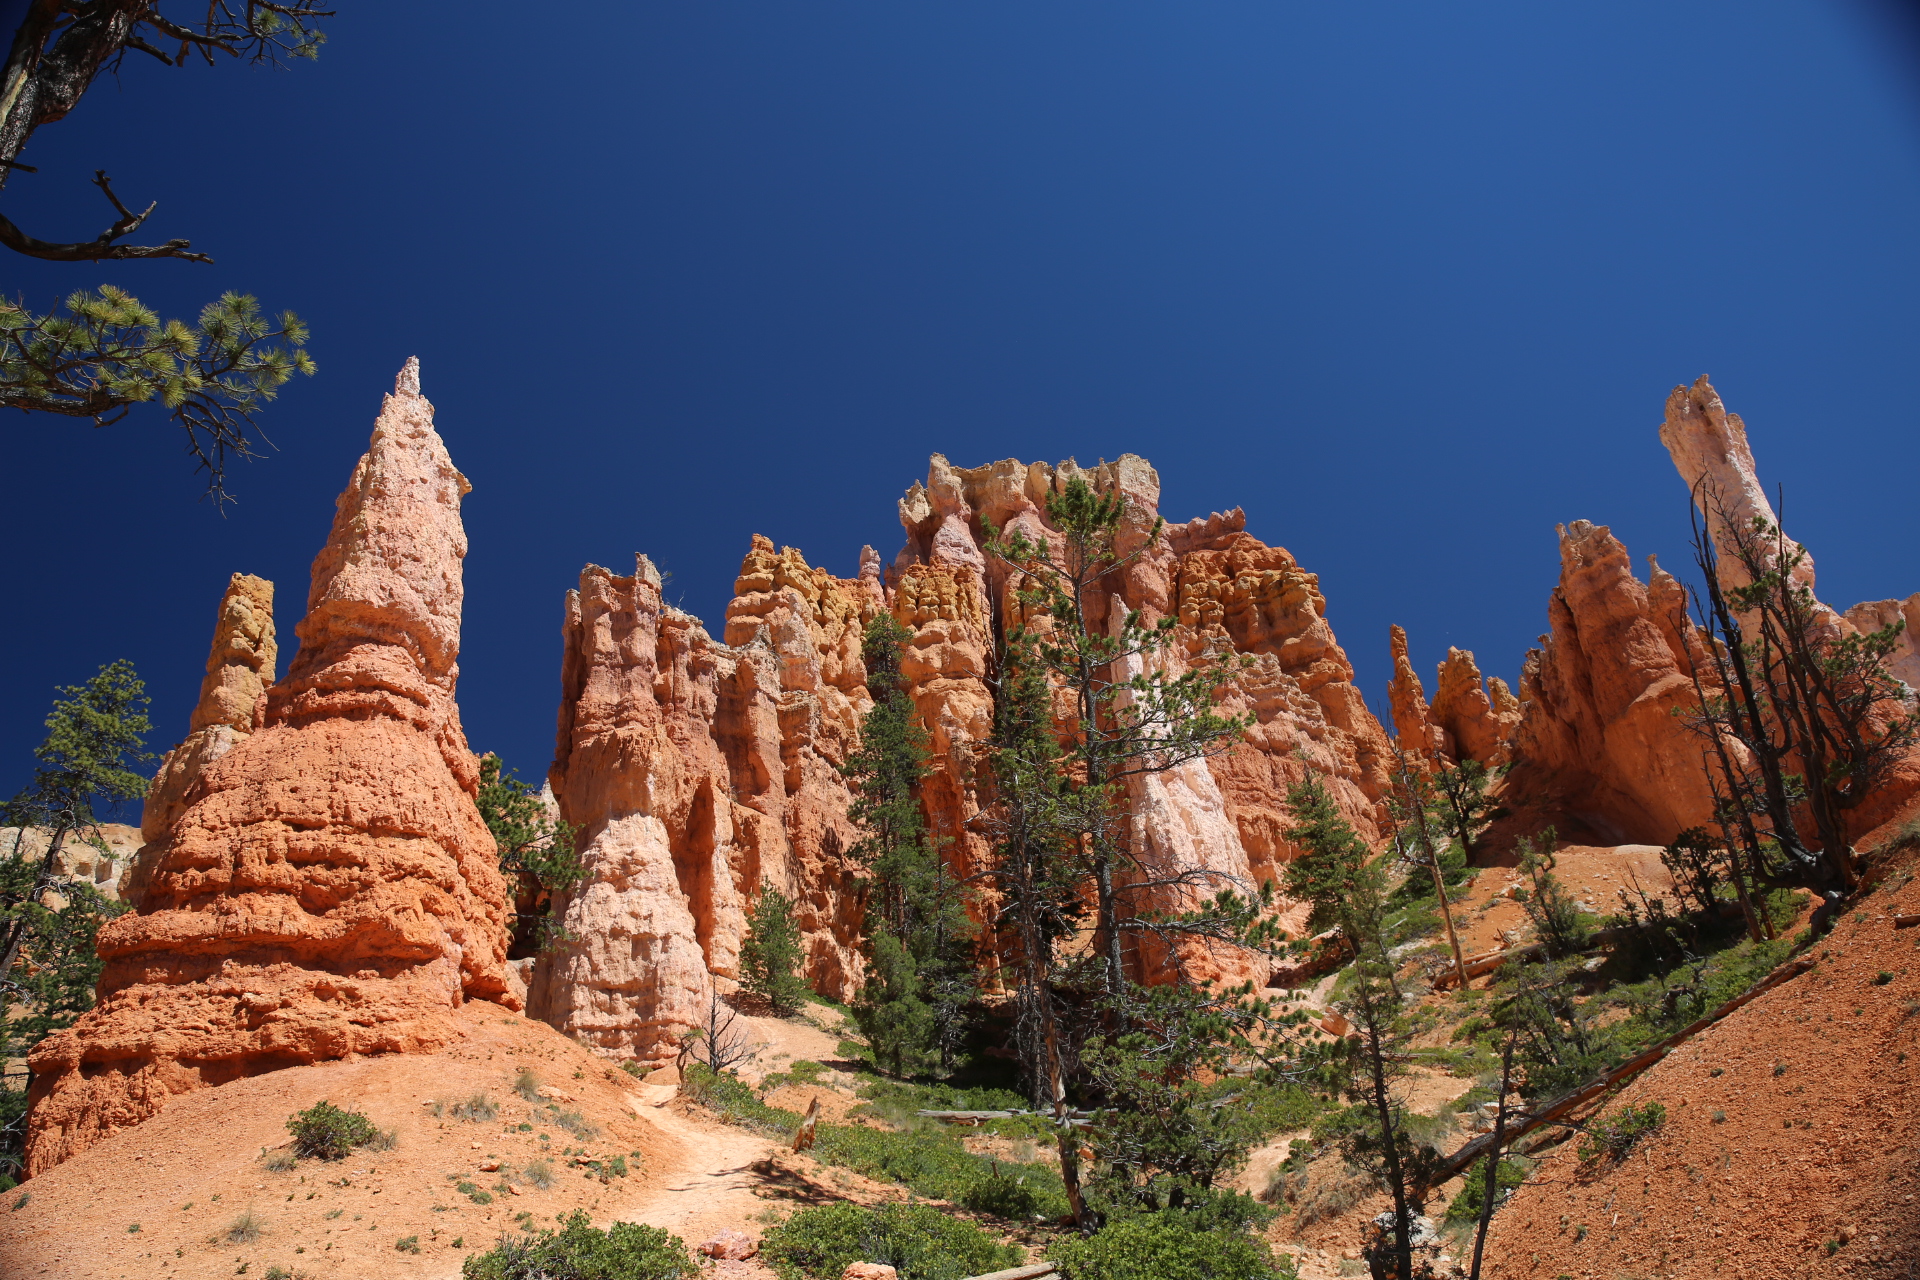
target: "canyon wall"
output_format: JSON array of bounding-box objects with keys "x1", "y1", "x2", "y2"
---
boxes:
[
  {"x1": 538, "y1": 453, "x2": 1396, "y2": 1061},
  {"x1": 25, "y1": 361, "x2": 513, "y2": 1175}
]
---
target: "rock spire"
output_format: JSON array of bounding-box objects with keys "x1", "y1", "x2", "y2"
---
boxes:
[{"x1": 25, "y1": 360, "x2": 513, "y2": 1175}]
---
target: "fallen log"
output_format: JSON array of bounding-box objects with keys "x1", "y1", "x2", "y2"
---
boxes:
[
  {"x1": 916, "y1": 1108, "x2": 1095, "y2": 1127},
  {"x1": 1430, "y1": 954, "x2": 1816, "y2": 1185},
  {"x1": 963, "y1": 1265, "x2": 1058, "y2": 1280}
]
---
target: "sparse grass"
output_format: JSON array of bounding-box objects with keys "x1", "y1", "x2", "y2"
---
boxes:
[
  {"x1": 10, "y1": 1192, "x2": 27, "y2": 1212},
  {"x1": 264, "y1": 1267, "x2": 292, "y2": 1280},
  {"x1": 323, "y1": 1209, "x2": 342, "y2": 1220},
  {"x1": 227, "y1": 1209, "x2": 265, "y2": 1244},
  {"x1": 448, "y1": 1093, "x2": 500, "y2": 1123},
  {"x1": 126, "y1": 1222, "x2": 141, "y2": 1232},
  {"x1": 262, "y1": 1148, "x2": 298, "y2": 1173},
  {"x1": 523, "y1": 1158, "x2": 555, "y2": 1190},
  {"x1": 513, "y1": 1068, "x2": 542, "y2": 1101},
  {"x1": 366, "y1": 1128, "x2": 398, "y2": 1152},
  {"x1": 1774, "y1": 1062, "x2": 1789, "y2": 1077},
  {"x1": 395, "y1": 1235, "x2": 421, "y2": 1254},
  {"x1": 1711, "y1": 1110, "x2": 1727, "y2": 1124},
  {"x1": 545, "y1": 1105, "x2": 599, "y2": 1140}
]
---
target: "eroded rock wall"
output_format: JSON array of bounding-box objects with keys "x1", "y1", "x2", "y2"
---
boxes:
[
  {"x1": 539, "y1": 453, "x2": 1398, "y2": 1054},
  {"x1": 25, "y1": 361, "x2": 512, "y2": 1176}
]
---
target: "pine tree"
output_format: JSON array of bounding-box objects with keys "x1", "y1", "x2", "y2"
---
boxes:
[
  {"x1": 476, "y1": 754, "x2": 583, "y2": 957},
  {"x1": 844, "y1": 615, "x2": 974, "y2": 1076},
  {"x1": 0, "y1": 660, "x2": 152, "y2": 1187},
  {"x1": 739, "y1": 881, "x2": 809, "y2": 1017}
]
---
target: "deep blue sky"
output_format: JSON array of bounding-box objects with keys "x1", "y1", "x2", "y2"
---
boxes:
[{"x1": 7, "y1": 1, "x2": 1920, "y2": 806}]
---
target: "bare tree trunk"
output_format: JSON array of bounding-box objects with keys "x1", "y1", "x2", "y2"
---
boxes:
[{"x1": 1469, "y1": 1026, "x2": 1518, "y2": 1280}]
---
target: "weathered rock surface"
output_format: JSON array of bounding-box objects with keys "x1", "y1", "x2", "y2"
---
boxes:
[
  {"x1": 1500, "y1": 522, "x2": 1719, "y2": 845},
  {"x1": 1430, "y1": 647, "x2": 1520, "y2": 768},
  {"x1": 534, "y1": 539, "x2": 881, "y2": 1065},
  {"x1": 137, "y1": 572, "x2": 278, "y2": 891},
  {"x1": 539, "y1": 453, "x2": 1395, "y2": 1055},
  {"x1": 0, "y1": 823, "x2": 143, "y2": 902},
  {"x1": 24, "y1": 360, "x2": 513, "y2": 1176},
  {"x1": 1660, "y1": 375, "x2": 1920, "y2": 837},
  {"x1": 1387, "y1": 625, "x2": 1449, "y2": 757}
]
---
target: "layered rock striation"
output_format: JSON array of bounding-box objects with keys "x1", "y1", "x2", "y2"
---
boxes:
[
  {"x1": 25, "y1": 361, "x2": 513, "y2": 1175},
  {"x1": 1499, "y1": 522, "x2": 1719, "y2": 844},
  {"x1": 539, "y1": 453, "x2": 1397, "y2": 1060},
  {"x1": 531, "y1": 540, "x2": 881, "y2": 1065},
  {"x1": 134, "y1": 573, "x2": 278, "y2": 899}
]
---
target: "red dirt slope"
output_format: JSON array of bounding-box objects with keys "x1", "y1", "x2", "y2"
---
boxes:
[{"x1": 1483, "y1": 862, "x2": 1920, "y2": 1279}]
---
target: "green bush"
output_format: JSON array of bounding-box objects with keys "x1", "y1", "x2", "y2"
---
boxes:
[
  {"x1": 461, "y1": 1210, "x2": 695, "y2": 1279},
  {"x1": 1443, "y1": 1155, "x2": 1527, "y2": 1225},
  {"x1": 762, "y1": 1202, "x2": 1019, "y2": 1280},
  {"x1": 287, "y1": 1101, "x2": 378, "y2": 1161},
  {"x1": 1048, "y1": 1215, "x2": 1295, "y2": 1280},
  {"x1": 1578, "y1": 1101, "x2": 1667, "y2": 1164}
]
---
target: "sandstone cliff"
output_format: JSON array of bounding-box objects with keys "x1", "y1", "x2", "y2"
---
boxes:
[
  {"x1": 24, "y1": 360, "x2": 513, "y2": 1176},
  {"x1": 537, "y1": 453, "x2": 1396, "y2": 1060}
]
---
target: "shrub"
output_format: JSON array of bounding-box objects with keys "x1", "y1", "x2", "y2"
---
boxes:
[
  {"x1": 547, "y1": 1105, "x2": 600, "y2": 1140},
  {"x1": 461, "y1": 1210, "x2": 696, "y2": 1279},
  {"x1": 449, "y1": 1093, "x2": 500, "y2": 1123},
  {"x1": 227, "y1": 1209, "x2": 265, "y2": 1244},
  {"x1": 523, "y1": 1158, "x2": 555, "y2": 1190},
  {"x1": 1443, "y1": 1156, "x2": 1526, "y2": 1225},
  {"x1": 287, "y1": 1101, "x2": 378, "y2": 1161},
  {"x1": 761, "y1": 1202, "x2": 1020, "y2": 1280},
  {"x1": 513, "y1": 1068, "x2": 542, "y2": 1101},
  {"x1": 396, "y1": 1235, "x2": 421, "y2": 1253},
  {"x1": 1578, "y1": 1101, "x2": 1667, "y2": 1164},
  {"x1": 1047, "y1": 1215, "x2": 1294, "y2": 1280}
]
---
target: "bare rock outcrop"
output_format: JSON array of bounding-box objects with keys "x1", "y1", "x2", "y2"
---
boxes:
[
  {"x1": 1387, "y1": 625, "x2": 1449, "y2": 757},
  {"x1": 534, "y1": 539, "x2": 881, "y2": 1065},
  {"x1": 1660, "y1": 375, "x2": 1920, "y2": 836},
  {"x1": 1430, "y1": 647, "x2": 1520, "y2": 768},
  {"x1": 1501, "y1": 522, "x2": 1718, "y2": 844},
  {"x1": 24, "y1": 360, "x2": 513, "y2": 1175},
  {"x1": 135, "y1": 573, "x2": 278, "y2": 900},
  {"x1": 539, "y1": 453, "x2": 1395, "y2": 1045}
]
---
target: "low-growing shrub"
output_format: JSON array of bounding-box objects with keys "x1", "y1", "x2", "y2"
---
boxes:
[
  {"x1": 448, "y1": 1094, "x2": 500, "y2": 1124},
  {"x1": 262, "y1": 1148, "x2": 298, "y2": 1173},
  {"x1": 761, "y1": 1202, "x2": 1020, "y2": 1280},
  {"x1": 367, "y1": 1128, "x2": 399, "y2": 1152},
  {"x1": 227, "y1": 1209, "x2": 265, "y2": 1244},
  {"x1": 287, "y1": 1101, "x2": 378, "y2": 1161},
  {"x1": 461, "y1": 1210, "x2": 695, "y2": 1279},
  {"x1": 513, "y1": 1068, "x2": 542, "y2": 1101},
  {"x1": 396, "y1": 1235, "x2": 421, "y2": 1253},
  {"x1": 547, "y1": 1105, "x2": 600, "y2": 1140},
  {"x1": 522, "y1": 1158, "x2": 555, "y2": 1190},
  {"x1": 1578, "y1": 1101, "x2": 1667, "y2": 1164},
  {"x1": 1048, "y1": 1214, "x2": 1294, "y2": 1280},
  {"x1": 1443, "y1": 1156, "x2": 1527, "y2": 1225}
]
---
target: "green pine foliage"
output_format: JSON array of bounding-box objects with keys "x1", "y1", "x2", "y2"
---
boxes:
[
  {"x1": 476, "y1": 753, "x2": 583, "y2": 957},
  {"x1": 1048, "y1": 1214, "x2": 1296, "y2": 1280},
  {"x1": 1, "y1": 660, "x2": 151, "y2": 1188},
  {"x1": 761, "y1": 1202, "x2": 1020, "y2": 1280},
  {"x1": 1515, "y1": 828, "x2": 1589, "y2": 958},
  {"x1": 1281, "y1": 770, "x2": 1385, "y2": 946},
  {"x1": 0, "y1": 290, "x2": 316, "y2": 505},
  {"x1": 461, "y1": 1210, "x2": 695, "y2": 1280},
  {"x1": 740, "y1": 881, "x2": 810, "y2": 1016},
  {"x1": 845, "y1": 614, "x2": 974, "y2": 1075}
]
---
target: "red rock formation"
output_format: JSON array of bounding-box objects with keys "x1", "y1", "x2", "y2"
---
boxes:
[
  {"x1": 134, "y1": 573, "x2": 278, "y2": 899},
  {"x1": 539, "y1": 453, "x2": 1396, "y2": 1043},
  {"x1": 1429, "y1": 647, "x2": 1520, "y2": 768},
  {"x1": 25, "y1": 360, "x2": 513, "y2": 1175},
  {"x1": 1387, "y1": 625, "x2": 1449, "y2": 757},
  {"x1": 1660, "y1": 375, "x2": 1920, "y2": 837},
  {"x1": 535, "y1": 539, "x2": 883, "y2": 1065},
  {"x1": 1500, "y1": 521, "x2": 1718, "y2": 844}
]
